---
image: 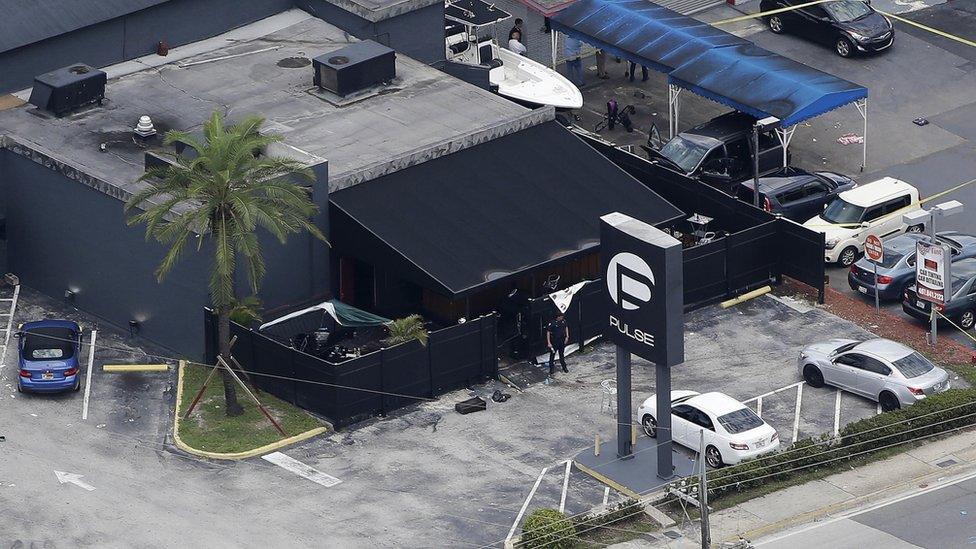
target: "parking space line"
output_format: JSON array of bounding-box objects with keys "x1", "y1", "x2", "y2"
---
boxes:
[
  {"x1": 82, "y1": 330, "x2": 97, "y2": 420},
  {"x1": 877, "y1": 402, "x2": 882, "y2": 415},
  {"x1": 602, "y1": 486, "x2": 610, "y2": 507},
  {"x1": 559, "y1": 460, "x2": 571, "y2": 513},
  {"x1": 756, "y1": 397, "x2": 763, "y2": 418},
  {"x1": 0, "y1": 285, "x2": 20, "y2": 364},
  {"x1": 792, "y1": 383, "x2": 803, "y2": 443},
  {"x1": 833, "y1": 390, "x2": 842, "y2": 437},
  {"x1": 742, "y1": 381, "x2": 805, "y2": 405},
  {"x1": 507, "y1": 467, "x2": 548, "y2": 542},
  {"x1": 261, "y1": 451, "x2": 342, "y2": 487}
]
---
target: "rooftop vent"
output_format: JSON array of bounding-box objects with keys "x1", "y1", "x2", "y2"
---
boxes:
[
  {"x1": 312, "y1": 41, "x2": 395, "y2": 97},
  {"x1": 28, "y1": 64, "x2": 106, "y2": 117}
]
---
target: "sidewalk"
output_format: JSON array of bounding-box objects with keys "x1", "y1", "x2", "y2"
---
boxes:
[{"x1": 610, "y1": 428, "x2": 976, "y2": 548}]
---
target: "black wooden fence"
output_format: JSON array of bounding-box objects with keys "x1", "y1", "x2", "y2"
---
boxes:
[{"x1": 205, "y1": 312, "x2": 498, "y2": 429}]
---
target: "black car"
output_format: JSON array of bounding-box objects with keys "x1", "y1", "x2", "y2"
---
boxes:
[
  {"x1": 903, "y1": 258, "x2": 976, "y2": 330},
  {"x1": 737, "y1": 167, "x2": 857, "y2": 221},
  {"x1": 761, "y1": 0, "x2": 894, "y2": 57},
  {"x1": 645, "y1": 111, "x2": 789, "y2": 192}
]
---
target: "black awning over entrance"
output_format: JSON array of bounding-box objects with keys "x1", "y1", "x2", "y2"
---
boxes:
[{"x1": 329, "y1": 122, "x2": 684, "y2": 299}]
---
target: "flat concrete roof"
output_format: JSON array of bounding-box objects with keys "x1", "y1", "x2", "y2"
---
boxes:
[
  {"x1": 0, "y1": 10, "x2": 548, "y2": 204},
  {"x1": 319, "y1": 0, "x2": 443, "y2": 23}
]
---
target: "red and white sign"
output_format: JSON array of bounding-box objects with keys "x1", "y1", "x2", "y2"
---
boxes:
[
  {"x1": 916, "y1": 242, "x2": 949, "y2": 305},
  {"x1": 864, "y1": 234, "x2": 884, "y2": 263}
]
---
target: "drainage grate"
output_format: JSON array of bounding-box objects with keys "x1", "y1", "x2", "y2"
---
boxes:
[{"x1": 937, "y1": 458, "x2": 959, "y2": 468}]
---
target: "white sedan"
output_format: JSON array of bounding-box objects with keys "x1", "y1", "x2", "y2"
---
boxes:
[{"x1": 637, "y1": 390, "x2": 780, "y2": 468}]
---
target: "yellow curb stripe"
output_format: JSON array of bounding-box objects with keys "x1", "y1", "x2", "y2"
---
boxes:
[
  {"x1": 103, "y1": 364, "x2": 170, "y2": 372},
  {"x1": 878, "y1": 10, "x2": 976, "y2": 49},
  {"x1": 172, "y1": 361, "x2": 328, "y2": 461},
  {"x1": 573, "y1": 460, "x2": 641, "y2": 499},
  {"x1": 721, "y1": 285, "x2": 772, "y2": 309}
]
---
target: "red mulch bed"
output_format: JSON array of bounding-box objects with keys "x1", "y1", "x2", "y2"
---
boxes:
[{"x1": 776, "y1": 278, "x2": 975, "y2": 366}]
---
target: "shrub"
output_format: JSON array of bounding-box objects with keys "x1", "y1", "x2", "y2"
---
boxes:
[
  {"x1": 573, "y1": 498, "x2": 640, "y2": 532},
  {"x1": 699, "y1": 388, "x2": 976, "y2": 501},
  {"x1": 520, "y1": 508, "x2": 577, "y2": 549},
  {"x1": 384, "y1": 314, "x2": 428, "y2": 347}
]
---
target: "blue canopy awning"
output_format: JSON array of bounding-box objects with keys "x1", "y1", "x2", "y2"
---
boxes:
[
  {"x1": 550, "y1": 0, "x2": 748, "y2": 74},
  {"x1": 668, "y1": 44, "x2": 868, "y2": 127},
  {"x1": 549, "y1": 0, "x2": 868, "y2": 128}
]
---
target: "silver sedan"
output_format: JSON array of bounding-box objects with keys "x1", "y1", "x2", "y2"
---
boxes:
[{"x1": 797, "y1": 338, "x2": 950, "y2": 411}]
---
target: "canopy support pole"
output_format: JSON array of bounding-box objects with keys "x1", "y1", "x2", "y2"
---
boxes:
[
  {"x1": 774, "y1": 126, "x2": 796, "y2": 168},
  {"x1": 668, "y1": 85, "x2": 682, "y2": 139},
  {"x1": 854, "y1": 98, "x2": 867, "y2": 172},
  {"x1": 551, "y1": 31, "x2": 557, "y2": 70}
]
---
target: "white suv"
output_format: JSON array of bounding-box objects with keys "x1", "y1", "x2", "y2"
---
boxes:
[{"x1": 803, "y1": 177, "x2": 923, "y2": 267}]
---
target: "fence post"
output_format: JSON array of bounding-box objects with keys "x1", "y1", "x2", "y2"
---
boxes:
[
  {"x1": 426, "y1": 331, "x2": 435, "y2": 397},
  {"x1": 380, "y1": 349, "x2": 387, "y2": 417},
  {"x1": 724, "y1": 234, "x2": 733, "y2": 300},
  {"x1": 577, "y1": 295, "x2": 584, "y2": 349}
]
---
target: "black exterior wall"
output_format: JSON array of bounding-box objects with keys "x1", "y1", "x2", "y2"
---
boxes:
[
  {"x1": 0, "y1": 150, "x2": 330, "y2": 358},
  {"x1": 0, "y1": 0, "x2": 292, "y2": 94},
  {"x1": 296, "y1": 0, "x2": 445, "y2": 63}
]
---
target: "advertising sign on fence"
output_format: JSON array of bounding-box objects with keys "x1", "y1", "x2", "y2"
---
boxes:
[
  {"x1": 600, "y1": 212, "x2": 683, "y2": 366},
  {"x1": 916, "y1": 241, "x2": 950, "y2": 305}
]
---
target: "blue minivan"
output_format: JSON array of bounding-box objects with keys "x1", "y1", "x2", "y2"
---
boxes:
[{"x1": 17, "y1": 320, "x2": 82, "y2": 393}]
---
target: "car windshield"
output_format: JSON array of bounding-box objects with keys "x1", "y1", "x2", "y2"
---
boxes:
[
  {"x1": 23, "y1": 328, "x2": 76, "y2": 360},
  {"x1": 824, "y1": 0, "x2": 872, "y2": 22},
  {"x1": 830, "y1": 342, "x2": 859, "y2": 356},
  {"x1": 717, "y1": 408, "x2": 765, "y2": 434},
  {"x1": 821, "y1": 198, "x2": 865, "y2": 225},
  {"x1": 659, "y1": 136, "x2": 710, "y2": 173},
  {"x1": 893, "y1": 352, "x2": 935, "y2": 378}
]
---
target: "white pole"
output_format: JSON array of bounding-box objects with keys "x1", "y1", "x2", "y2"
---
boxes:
[
  {"x1": 861, "y1": 98, "x2": 868, "y2": 172},
  {"x1": 551, "y1": 31, "x2": 557, "y2": 70}
]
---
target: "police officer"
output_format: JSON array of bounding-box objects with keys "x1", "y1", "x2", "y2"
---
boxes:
[{"x1": 546, "y1": 313, "x2": 570, "y2": 375}]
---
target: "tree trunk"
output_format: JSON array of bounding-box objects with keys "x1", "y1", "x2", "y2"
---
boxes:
[{"x1": 218, "y1": 308, "x2": 245, "y2": 417}]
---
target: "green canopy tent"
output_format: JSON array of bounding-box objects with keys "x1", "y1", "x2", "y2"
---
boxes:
[{"x1": 258, "y1": 299, "x2": 391, "y2": 339}]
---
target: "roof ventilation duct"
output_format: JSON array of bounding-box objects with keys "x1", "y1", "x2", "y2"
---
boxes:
[
  {"x1": 28, "y1": 64, "x2": 106, "y2": 117},
  {"x1": 312, "y1": 41, "x2": 395, "y2": 97}
]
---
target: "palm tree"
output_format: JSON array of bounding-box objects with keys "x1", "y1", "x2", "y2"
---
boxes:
[
  {"x1": 385, "y1": 315, "x2": 429, "y2": 347},
  {"x1": 126, "y1": 111, "x2": 327, "y2": 416}
]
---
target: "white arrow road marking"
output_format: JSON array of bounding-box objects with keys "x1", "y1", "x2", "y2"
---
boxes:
[
  {"x1": 261, "y1": 452, "x2": 342, "y2": 488},
  {"x1": 54, "y1": 470, "x2": 95, "y2": 491}
]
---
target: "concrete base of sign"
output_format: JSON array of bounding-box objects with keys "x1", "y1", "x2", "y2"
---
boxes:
[{"x1": 573, "y1": 438, "x2": 697, "y2": 498}]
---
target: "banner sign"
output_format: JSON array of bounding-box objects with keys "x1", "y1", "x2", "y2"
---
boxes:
[
  {"x1": 916, "y1": 241, "x2": 950, "y2": 305},
  {"x1": 600, "y1": 213, "x2": 683, "y2": 366}
]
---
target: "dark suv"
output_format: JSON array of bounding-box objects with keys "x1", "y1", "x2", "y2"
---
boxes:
[
  {"x1": 645, "y1": 111, "x2": 789, "y2": 193},
  {"x1": 737, "y1": 167, "x2": 857, "y2": 221}
]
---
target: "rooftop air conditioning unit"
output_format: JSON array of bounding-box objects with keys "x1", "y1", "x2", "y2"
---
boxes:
[
  {"x1": 312, "y1": 41, "x2": 395, "y2": 97},
  {"x1": 28, "y1": 64, "x2": 106, "y2": 117}
]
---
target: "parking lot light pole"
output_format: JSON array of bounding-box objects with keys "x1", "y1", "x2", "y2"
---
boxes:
[
  {"x1": 903, "y1": 200, "x2": 964, "y2": 344},
  {"x1": 752, "y1": 116, "x2": 781, "y2": 209}
]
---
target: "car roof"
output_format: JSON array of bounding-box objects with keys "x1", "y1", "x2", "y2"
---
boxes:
[
  {"x1": 838, "y1": 177, "x2": 916, "y2": 207},
  {"x1": 939, "y1": 231, "x2": 976, "y2": 248},
  {"x1": 884, "y1": 232, "x2": 927, "y2": 252},
  {"x1": 853, "y1": 338, "x2": 913, "y2": 360},
  {"x1": 22, "y1": 319, "x2": 80, "y2": 331},
  {"x1": 952, "y1": 258, "x2": 976, "y2": 281},
  {"x1": 755, "y1": 168, "x2": 816, "y2": 192},
  {"x1": 686, "y1": 392, "x2": 745, "y2": 416},
  {"x1": 682, "y1": 111, "x2": 756, "y2": 141}
]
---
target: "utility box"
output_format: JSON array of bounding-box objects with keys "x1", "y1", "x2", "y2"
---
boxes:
[
  {"x1": 28, "y1": 64, "x2": 107, "y2": 117},
  {"x1": 313, "y1": 41, "x2": 395, "y2": 97}
]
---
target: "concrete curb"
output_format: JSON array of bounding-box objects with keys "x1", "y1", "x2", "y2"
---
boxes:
[
  {"x1": 573, "y1": 460, "x2": 642, "y2": 499},
  {"x1": 730, "y1": 457, "x2": 976, "y2": 544},
  {"x1": 172, "y1": 360, "x2": 328, "y2": 461}
]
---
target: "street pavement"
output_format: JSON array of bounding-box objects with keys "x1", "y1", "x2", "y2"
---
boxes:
[{"x1": 757, "y1": 471, "x2": 976, "y2": 548}]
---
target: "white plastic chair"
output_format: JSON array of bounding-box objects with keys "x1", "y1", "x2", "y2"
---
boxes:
[{"x1": 600, "y1": 379, "x2": 617, "y2": 414}]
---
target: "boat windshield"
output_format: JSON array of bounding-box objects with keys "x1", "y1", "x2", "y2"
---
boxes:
[
  {"x1": 821, "y1": 198, "x2": 865, "y2": 225},
  {"x1": 824, "y1": 0, "x2": 873, "y2": 23},
  {"x1": 659, "y1": 136, "x2": 710, "y2": 173}
]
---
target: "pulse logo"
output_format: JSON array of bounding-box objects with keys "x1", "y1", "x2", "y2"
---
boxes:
[
  {"x1": 606, "y1": 252, "x2": 654, "y2": 310},
  {"x1": 606, "y1": 252, "x2": 656, "y2": 348}
]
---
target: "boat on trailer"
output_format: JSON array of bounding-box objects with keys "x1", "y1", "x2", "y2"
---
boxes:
[{"x1": 444, "y1": 0, "x2": 583, "y2": 110}]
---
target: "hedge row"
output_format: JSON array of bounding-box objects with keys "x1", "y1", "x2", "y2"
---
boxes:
[
  {"x1": 518, "y1": 498, "x2": 642, "y2": 549},
  {"x1": 699, "y1": 388, "x2": 976, "y2": 499}
]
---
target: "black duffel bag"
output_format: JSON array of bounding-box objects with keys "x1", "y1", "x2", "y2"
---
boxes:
[{"x1": 455, "y1": 396, "x2": 487, "y2": 415}]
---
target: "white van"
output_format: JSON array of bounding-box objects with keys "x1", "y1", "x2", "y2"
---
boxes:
[{"x1": 803, "y1": 177, "x2": 923, "y2": 266}]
